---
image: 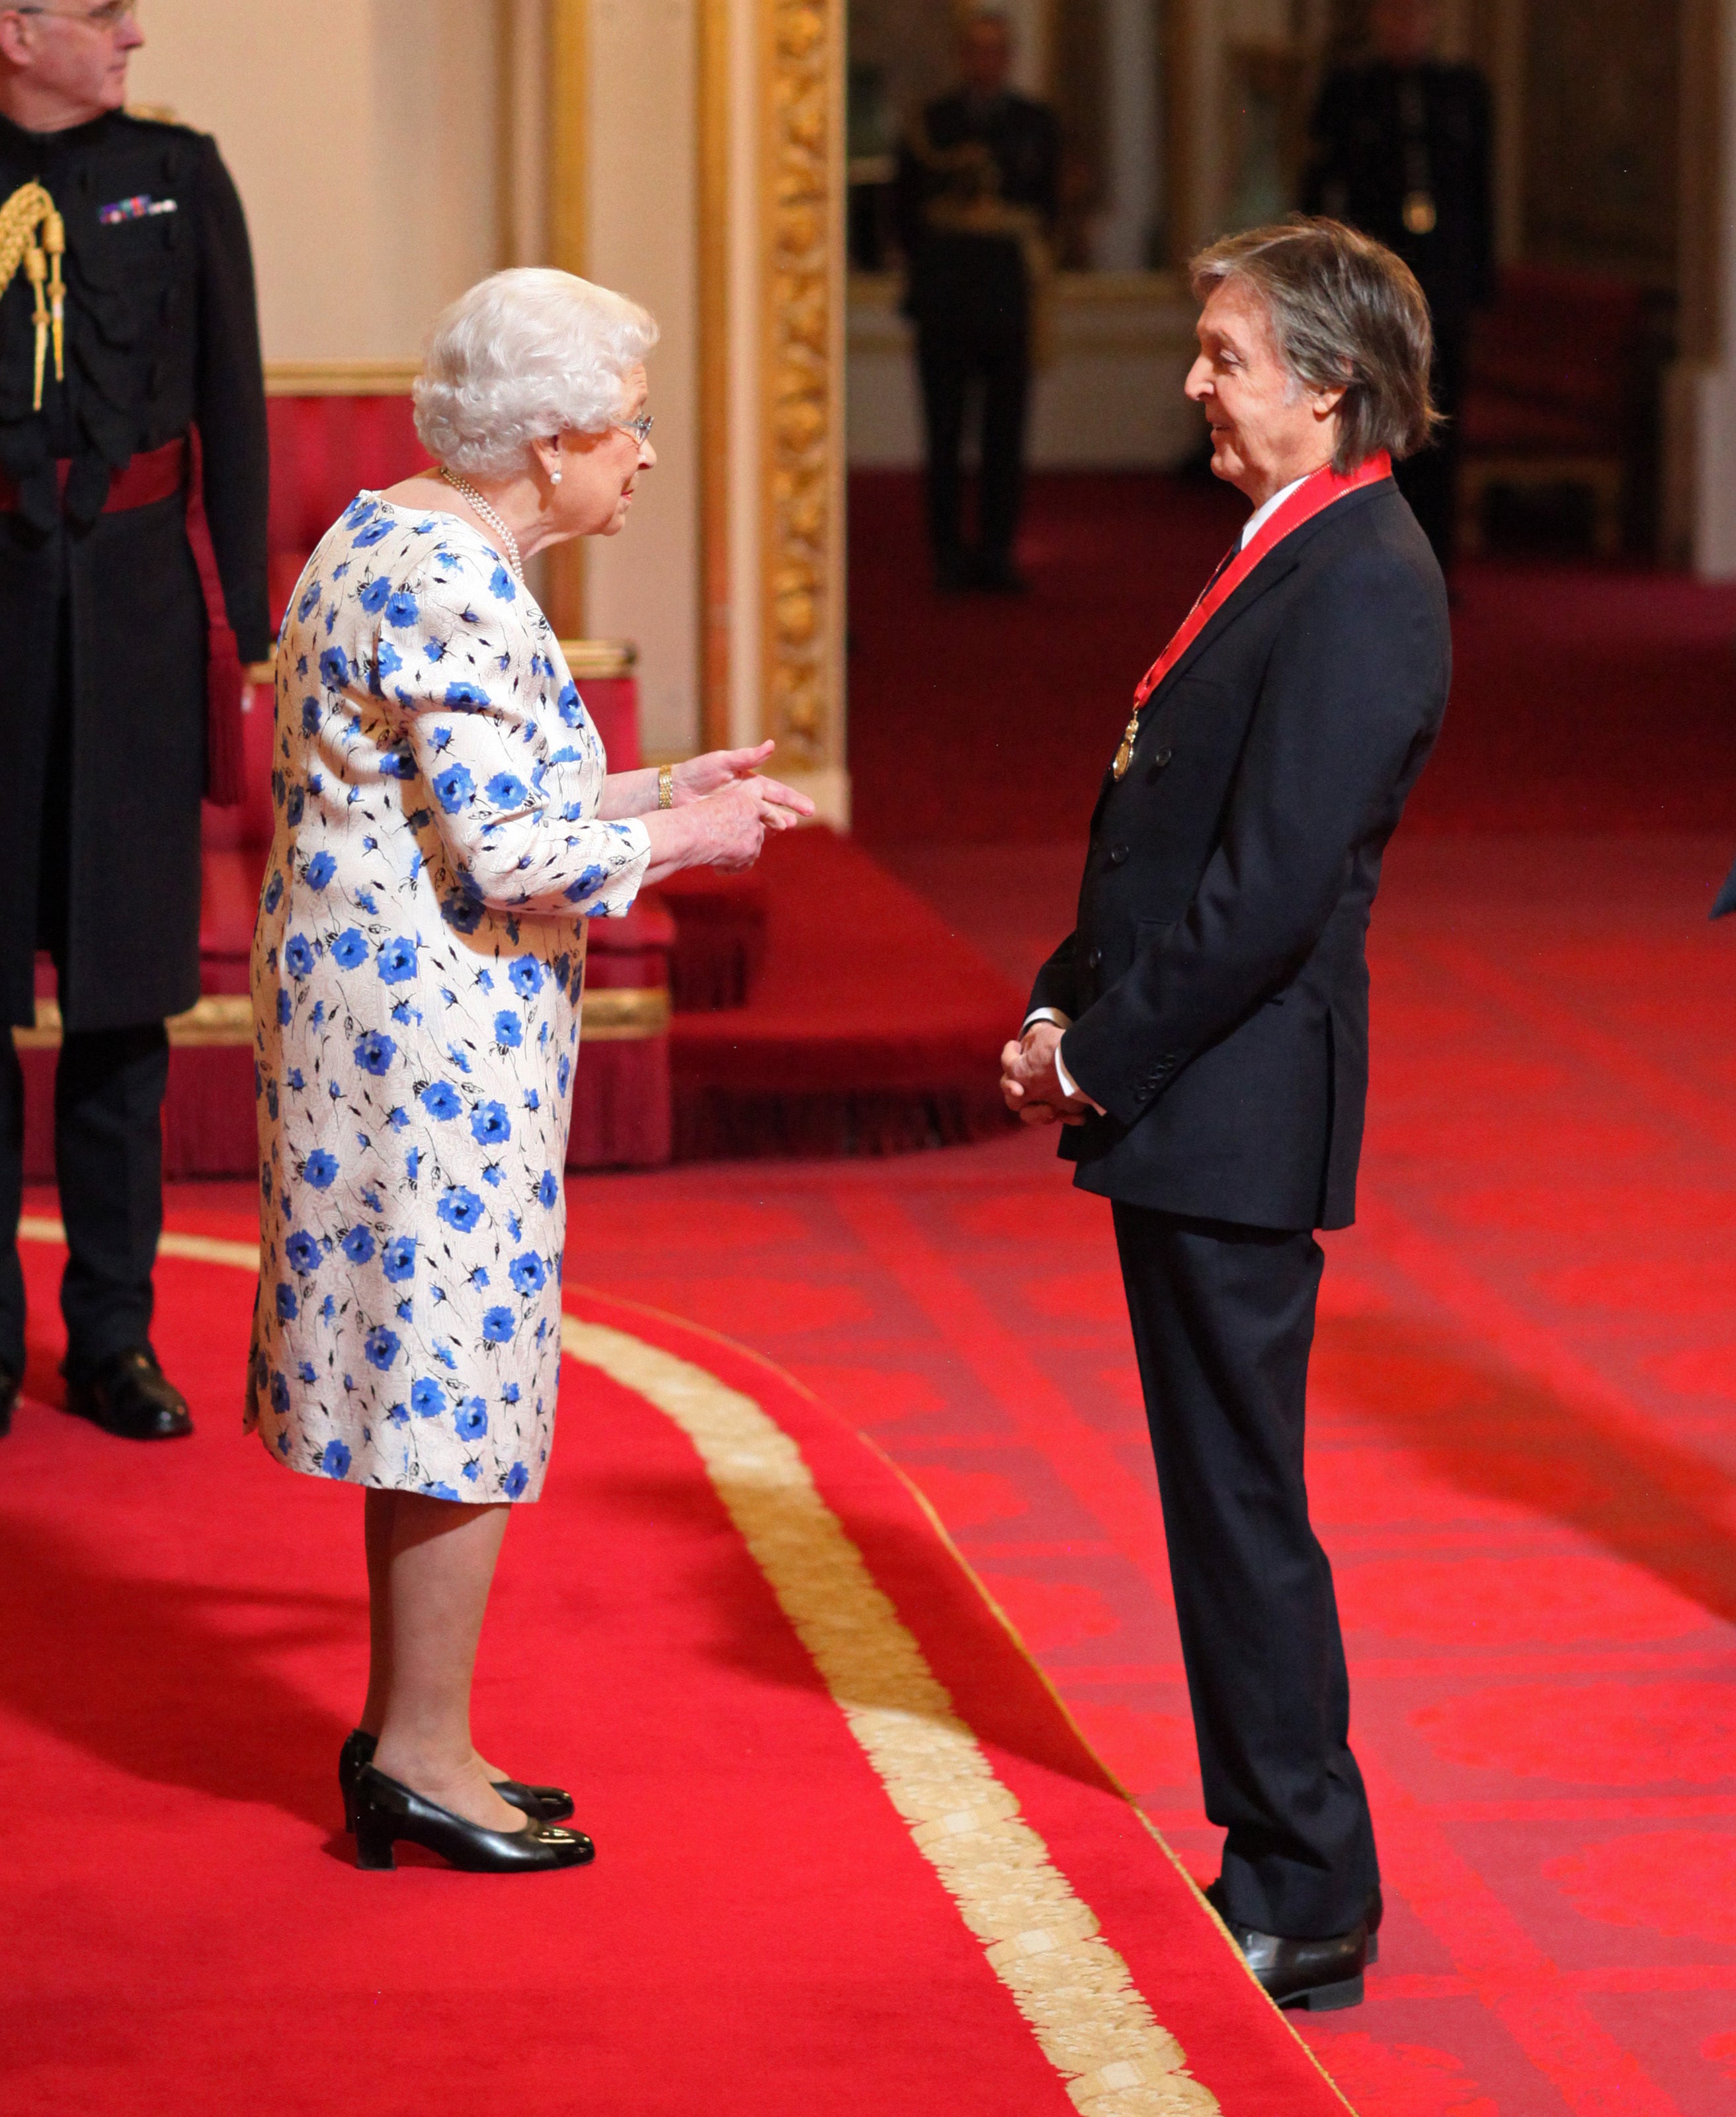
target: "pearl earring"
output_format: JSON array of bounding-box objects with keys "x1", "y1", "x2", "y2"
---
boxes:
[{"x1": 550, "y1": 469, "x2": 562, "y2": 485}]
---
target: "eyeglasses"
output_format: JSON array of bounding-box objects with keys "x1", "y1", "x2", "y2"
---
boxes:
[
  {"x1": 11, "y1": 0, "x2": 137, "y2": 26},
  {"x1": 616, "y1": 412, "x2": 654, "y2": 447}
]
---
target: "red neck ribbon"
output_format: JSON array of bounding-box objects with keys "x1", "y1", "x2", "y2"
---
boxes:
[{"x1": 1131, "y1": 450, "x2": 1393, "y2": 711}]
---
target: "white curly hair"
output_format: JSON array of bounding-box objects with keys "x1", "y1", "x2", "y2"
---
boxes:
[{"x1": 413, "y1": 268, "x2": 659, "y2": 479}]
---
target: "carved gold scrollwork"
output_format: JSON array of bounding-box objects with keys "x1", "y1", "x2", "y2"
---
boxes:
[{"x1": 761, "y1": 0, "x2": 839, "y2": 768}]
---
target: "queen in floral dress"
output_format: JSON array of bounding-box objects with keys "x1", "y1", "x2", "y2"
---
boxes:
[{"x1": 247, "y1": 269, "x2": 810, "y2": 1874}]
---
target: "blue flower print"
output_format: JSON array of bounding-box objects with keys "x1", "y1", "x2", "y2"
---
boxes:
[
  {"x1": 433, "y1": 763, "x2": 474, "y2": 813},
  {"x1": 472, "y1": 1100, "x2": 511, "y2": 1147},
  {"x1": 276, "y1": 989, "x2": 292, "y2": 1026},
  {"x1": 285, "y1": 782, "x2": 306, "y2": 827},
  {"x1": 504, "y1": 1462, "x2": 529, "y2": 1499},
  {"x1": 494, "y1": 1011, "x2": 522, "y2": 1050},
  {"x1": 456, "y1": 1397, "x2": 489, "y2": 1439},
  {"x1": 502, "y1": 1383, "x2": 521, "y2": 1405},
  {"x1": 341, "y1": 1225, "x2": 376, "y2": 1265},
  {"x1": 437, "y1": 1187, "x2": 483, "y2": 1232},
  {"x1": 425, "y1": 1482, "x2": 460, "y2": 1502},
  {"x1": 443, "y1": 680, "x2": 489, "y2": 710},
  {"x1": 382, "y1": 1235, "x2": 417, "y2": 1282},
  {"x1": 487, "y1": 565, "x2": 517, "y2": 601},
  {"x1": 358, "y1": 576, "x2": 391, "y2": 614},
  {"x1": 321, "y1": 1438, "x2": 352, "y2": 1479},
  {"x1": 556, "y1": 682, "x2": 583, "y2": 728},
  {"x1": 363, "y1": 1327, "x2": 401, "y2": 1371},
  {"x1": 331, "y1": 928, "x2": 368, "y2": 971},
  {"x1": 384, "y1": 589, "x2": 419, "y2": 628},
  {"x1": 284, "y1": 1230, "x2": 321, "y2": 1274},
  {"x1": 381, "y1": 746, "x2": 417, "y2": 780},
  {"x1": 377, "y1": 936, "x2": 418, "y2": 984},
  {"x1": 275, "y1": 1282, "x2": 298, "y2": 1321},
  {"x1": 319, "y1": 646, "x2": 350, "y2": 689},
  {"x1": 419, "y1": 1081, "x2": 462, "y2": 1121},
  {"x1": 509, "y1": 956, "x2": 544, "y2": 999},
  {"x1": 508, "y1": 1253, "x2": 546, "y2": 1295},
  {"x1": 563, "y1": 865, "x2": 608, "y2": 905},
  {"x1": 342, "y1": 497, "x2": 378, "y2": 528},
  {"x1": 263, "y1": 871, "x2": 284, "y2": 915},
  {"x1": 269, "y1": 1370, "x2": 291, "y2": 1414},
  {"x1": 304, "y1": 1149, "x2": 339, "y2": 1190},
  {"x1": 352, "y1": 517, "x2": 392, "y2": 548},
  {"x1": 284, "y1": 933, "x2": 315, "y2": 979},
  {"x1": 557, "y1": 1055, "x2": 571, "y2": 1096},
  {"x1": 410, "y1": 1378, "x2": 446, "y2": 1417},
  {"x1": 301, "y1": 696, "x2": 321, "y2": 735},
  {"x1": 537, "y1": 1171, "x2": 558, "y2": 1210},
  {"x1": 305, "y1": 851, "x2": 336, "y2": 890},
  {"x1": 376, "y1": 640, "x2": 402, "y2": 685},
  {"x1": 442, "y1": 892, "x2": 485, "y2": 936},
  {"x1": 481, "y1": 1307, "x2": 515, "y2": 1345},
  {"x1": 297, "y1": 577, "x2": 323, "y2": 622},
  {"x1": 354, "y1": 1030, "x2": 396, "y2": 1075},
  {"x1": 485, "y1": 772, "x2": 529, "y2": 809}
]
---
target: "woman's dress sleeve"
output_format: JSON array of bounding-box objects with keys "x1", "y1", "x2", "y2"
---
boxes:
[{"x1": 384, "y1": 558, "x2": 650, "y2": 919}]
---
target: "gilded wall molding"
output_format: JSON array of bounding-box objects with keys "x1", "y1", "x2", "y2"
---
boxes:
[{"x1": 759, "y1": 0, "x2": 845, "y2": 770}]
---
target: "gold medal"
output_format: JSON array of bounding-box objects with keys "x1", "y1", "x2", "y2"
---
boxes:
[{"x1": 1112, "y1": 710, "x2": 1139, "y2": 779}]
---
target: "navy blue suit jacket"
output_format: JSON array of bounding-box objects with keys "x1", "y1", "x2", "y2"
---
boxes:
[{"x1": 1030, "y1": 479, "x2": 1449, "y2": 1231}]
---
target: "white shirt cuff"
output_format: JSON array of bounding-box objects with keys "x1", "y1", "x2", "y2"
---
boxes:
[
  {"x1": 1052, "y1": 1042, "x2": 1081, "y2": 1100},
  {"x1": 1020, "y1": 1009, "x2": 1082, "y2": 1100}
]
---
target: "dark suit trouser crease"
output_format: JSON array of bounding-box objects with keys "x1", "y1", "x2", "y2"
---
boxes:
[
  {"x1": 1112, "y1": 1202, "x2": 1378, "y2": 1938},
  {"x1": 0, "y1": 1024, "x2": 170, "y2": 1381},
  {"x1": 916, "y1": 322, "x2": 1030, "y2": 565}
]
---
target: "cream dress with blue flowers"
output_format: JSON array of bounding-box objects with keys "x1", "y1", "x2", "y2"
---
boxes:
[{"x1": 246, "y1": 494, "x2": 649, "y2": 1502}]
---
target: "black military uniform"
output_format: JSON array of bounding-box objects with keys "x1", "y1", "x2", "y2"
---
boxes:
[
  {"x1": 0, "y1": 109, "x2": 269, "y2": 1438},
  {"x1": 894, "y1": 87, "x2": 1059, "y2": 590},
  {"x1": 1303, "y1": 59, "x2": 1494, "y2": 565}
]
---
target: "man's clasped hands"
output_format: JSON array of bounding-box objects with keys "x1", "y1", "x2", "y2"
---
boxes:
[{"x1": 998, "y1": 1019, "x2": 1106, "y2": 1128}]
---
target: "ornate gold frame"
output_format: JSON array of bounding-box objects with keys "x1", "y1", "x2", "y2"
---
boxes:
[{"x1": 759, "y1": 0, "x2": 845, "y2": 773}]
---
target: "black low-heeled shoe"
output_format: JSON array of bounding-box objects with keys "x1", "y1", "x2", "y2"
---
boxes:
[
  {"x1": 338, "y1": 1727, "x2": 575, "y2": 1830},
  {"x1": 352, "y1": 1763, "x2": 595, "y2": 1874}
]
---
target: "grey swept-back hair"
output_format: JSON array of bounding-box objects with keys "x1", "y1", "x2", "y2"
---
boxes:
[
  {"x1": 1190, "y1": 217, "x2": 1439, "y2": 472},
  {"x1": 413, "y1": 268, "x2": 659, "y2": 479}
]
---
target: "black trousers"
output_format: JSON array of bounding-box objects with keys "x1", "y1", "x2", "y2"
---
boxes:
[
  {"x1": 0, "y1": 1023, "x2": 169, "y2": 1381},
  {"x1": 1113, "y1": 1201, "x2": 1378, "y2": 1938},
  {"x1": 915, "y1": 320, "x2": 1031, "y2": 567}
]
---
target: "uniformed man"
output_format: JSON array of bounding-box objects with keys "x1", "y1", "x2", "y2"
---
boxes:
[
  {"x1": 893, "y1": 7, "x2": 1059, "y2": 593},
  {"x1": 1302, "y1": 0, "x2": 1493, "y2": 566},
  {"x1": 0, "y1": 1, "x2": 268, "y2": 1441}
]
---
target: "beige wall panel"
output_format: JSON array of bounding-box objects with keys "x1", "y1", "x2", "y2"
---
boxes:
[
  {"x1": 129, "y1": 0, "x2": 501, "y2": 360},
  {"x1": 583, "y1": 0, "x2": 702, "y2": 759}
]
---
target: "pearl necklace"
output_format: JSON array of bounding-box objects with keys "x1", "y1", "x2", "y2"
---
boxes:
[{"x1": 439, "y1": 466, "x2": 524, "y2": 580}]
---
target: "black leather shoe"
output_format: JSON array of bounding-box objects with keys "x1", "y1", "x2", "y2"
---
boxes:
[
  {"x1": 1204, "y1": 1881, "x2": 1367, "y2": 2011},
  {"x1": 0, "y1": 1360, "x2": 18, "y2": 1439},
  {"x1": 63, "y1": 1346, "x2": 192, "y2": 1440},
  {"x1": 352, "y1": 1763, "x2": 594, "y2": 1873},
  {"x1": 339, "y1": 1727, "x2": 575, "y2": 1829}
]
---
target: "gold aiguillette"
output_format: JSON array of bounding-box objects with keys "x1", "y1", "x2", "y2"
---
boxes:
[{"x1": 1112, "y1": 709, "x2": 1139, "y2": 779}]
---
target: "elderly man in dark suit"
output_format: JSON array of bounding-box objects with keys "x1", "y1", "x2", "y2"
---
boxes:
[
  {"x1": 1303, "y1": 0, "x2": 1493, "y2": 567},
  {"x1": 1002, "y1": 218, "x2": 1450, "y2": 2011},
  {"x1": 893, "y1": 7, "x2": 1059, "y2": 593},
  {"x1": 0, "y1": 0, "x2": 269, "y2": 1441}
]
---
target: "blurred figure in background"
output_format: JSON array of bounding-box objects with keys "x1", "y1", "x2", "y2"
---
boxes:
[
  {"x1": 895, "y1": 6, "x2": 1059, "y2": 594},
  {"x1": 1303, "y1": 0, "x2": 1493, "y2": 569}
]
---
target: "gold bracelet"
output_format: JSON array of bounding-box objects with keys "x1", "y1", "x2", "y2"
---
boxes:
[{"x1": 658, "y1": 764, "x2": 674, "y2": 810}]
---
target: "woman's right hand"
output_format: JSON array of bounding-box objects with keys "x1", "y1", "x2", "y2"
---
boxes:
[{"x1": 641, "y1": 772, "x2": 815, "y2": 884}]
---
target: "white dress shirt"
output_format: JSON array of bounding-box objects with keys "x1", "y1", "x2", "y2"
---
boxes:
[{"x1": 1022, "y1": 475, "x2": 1313, "y2": 1100}]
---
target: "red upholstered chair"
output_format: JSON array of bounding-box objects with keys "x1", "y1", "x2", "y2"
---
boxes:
[{"x1": 1458, "y1": 265, "x2": 1650, "y2": 558}]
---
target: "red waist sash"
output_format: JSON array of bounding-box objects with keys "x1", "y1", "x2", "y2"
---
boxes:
[
  {"x1": 1130, "y1": 450, "x2": 1393, "y2": 713},
  {"x1": 0, "y1": 433, "x2": 247, "y2": 807}
]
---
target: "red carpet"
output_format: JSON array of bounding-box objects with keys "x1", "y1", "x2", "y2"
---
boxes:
[
  {"x1": 846, "y1": 470, "x2": 1736, "y2": 845},
  {"x1": 0, "y1": 1225, "x2": 1339, "y2": 2116}
]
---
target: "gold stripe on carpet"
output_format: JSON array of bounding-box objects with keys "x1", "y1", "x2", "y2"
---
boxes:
[{"x1": 561, "y1": 1314, "x2": 1220, "y2": 2116}]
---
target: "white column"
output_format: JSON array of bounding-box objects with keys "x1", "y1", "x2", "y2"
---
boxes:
[
  {"x1": 1091, "y1": 0, "x2": 1161, "y2": 269},
  {"x1": 584, "y1": 0, "x2": 703, "y2": 757}
]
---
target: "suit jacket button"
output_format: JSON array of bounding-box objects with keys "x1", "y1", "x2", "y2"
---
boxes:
[
  {"x1": 1106, "y1": 843, "x2": 1129, "y2": 867},
  {"x1": 1086, "y1": 947, "x2": 1102, "y2": 970},
  {"x1": 1153, "y1": 748, "x2": 1173, "y2": 768}
]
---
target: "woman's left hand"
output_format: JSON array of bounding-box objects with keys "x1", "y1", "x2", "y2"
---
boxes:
[{"x1": 671, "y1": 740, "x2": 780, "y2": 804}]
